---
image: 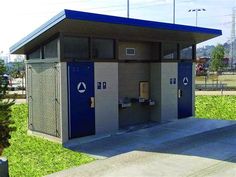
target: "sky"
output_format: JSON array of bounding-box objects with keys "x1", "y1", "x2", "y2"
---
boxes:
[{"x1": 0, "y1": 0, "x2": 236, "y2": 55}]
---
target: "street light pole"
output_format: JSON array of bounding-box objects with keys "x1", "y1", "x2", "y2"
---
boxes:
[
  {"x1": 188, "y1": 8, "x2": 206, "y2": 26},
  {"x1": 195, "y1": 9, "x2": 198, "y2": 26},
  {"x1": 127, "y1": 0, "x2": 130, "y2": 18},
  {"x1": 173, "y1": 0, "x2": 175, "y2": 23}
]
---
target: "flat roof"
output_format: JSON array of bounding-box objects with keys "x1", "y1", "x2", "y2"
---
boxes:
[{"x1": 10, "y1": 9, "x2": 222, "y2": 54}]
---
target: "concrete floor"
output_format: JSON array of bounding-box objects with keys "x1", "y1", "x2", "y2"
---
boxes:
[{"x1": 47, "y1": 118, "x2": 236, "y2": 177}]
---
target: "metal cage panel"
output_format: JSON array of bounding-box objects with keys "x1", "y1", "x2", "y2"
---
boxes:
[{"x1": 27, "y1": 62, "x2": 60, "y2": 137}]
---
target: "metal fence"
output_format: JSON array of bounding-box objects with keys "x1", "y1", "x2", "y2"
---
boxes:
[{"x1": 195, "y1": 83, "x2": 227, "y2": 91}]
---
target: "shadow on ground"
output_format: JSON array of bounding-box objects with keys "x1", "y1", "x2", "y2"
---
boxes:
[{"x1": 64, "y1": 118, "x2": 236, "y2": 163}]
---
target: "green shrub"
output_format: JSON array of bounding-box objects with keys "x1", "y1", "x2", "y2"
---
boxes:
[{"x1": 0, "y1": 100, "x2": 16, "y2": 155}]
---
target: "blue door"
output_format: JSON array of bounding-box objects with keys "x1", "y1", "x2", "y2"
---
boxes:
[
  {"x1": 68, "y1": 62, "x2": 95, "y2": 139},
  {"x1": 178, "y1": 62, "x2": 192, "y2": 119}
]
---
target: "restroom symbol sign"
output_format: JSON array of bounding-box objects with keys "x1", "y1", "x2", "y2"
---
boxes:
[
  {"x1": 77, "y1": 82, "x2": 86, "y2": 93},
  {"x1": 183, "y1": 77, "x2": 189, "y2": 86}
]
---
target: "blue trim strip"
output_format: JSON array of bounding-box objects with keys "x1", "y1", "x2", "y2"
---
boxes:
[{"x1": 10, "y1": 9, "x2": 222, "y2": 54}]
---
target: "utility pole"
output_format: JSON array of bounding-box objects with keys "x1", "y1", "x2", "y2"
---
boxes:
[
  {"x1": 188, "y1": 8, "x2": 206, "y2": 26},
  {"x1": 230, "y1": 7, "x2": 235, "y2": 69},
  {"x1": 127, "y1": 0, "x2": 129, "y2": 18}
]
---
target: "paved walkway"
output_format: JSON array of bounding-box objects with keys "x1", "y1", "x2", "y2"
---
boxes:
[
  {"x1": 15, "y1": 99, "x2": 26, "y2": 104},
  {"x1": 47, "y1": 118, "x2": 236, "y2": 177},
  {"x1": 196, "y1": 91, "x2": 236, "y2": 96},
  {"x1": 4, "y1": 99, "x2": 26, "y2": 104}
]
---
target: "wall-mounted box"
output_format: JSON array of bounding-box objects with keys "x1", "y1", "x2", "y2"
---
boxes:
[
  {"x1": 139, "y1": 81, "x2": 149, "y2": 100},
  {"x1": 126, "y1": 48, "x2": 136, "y2": 56}
]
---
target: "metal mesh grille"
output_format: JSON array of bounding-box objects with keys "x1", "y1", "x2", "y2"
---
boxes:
[
  {"x1": 41, "y1": 64, "x2": 57, "y2": 136},
  {"x1": 29, "y1": 64, "x2": 43, "y2": 132},
  {"x1": 27, "y1": 63, "x2": 60, "y2": 137},
  {"x1": 27, "y1": 65, "x2": 33, "y2": 129},
  {"x1": 55, "y1": 63, "x2": 61, "y2": 137}
]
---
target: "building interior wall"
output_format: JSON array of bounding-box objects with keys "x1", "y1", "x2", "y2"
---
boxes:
[
  {"x1": 118, "y1": 41, "x2": 163, "y2": 128},
  {"x1": 118, "y1": 62, "x2": 179, "y2": 127},
  {"x1": 118, "y1": 63, "x2": 151, "y2": 128},
  {"x1": 150, "y1": 63, "x2": 162, "y2": 122}
]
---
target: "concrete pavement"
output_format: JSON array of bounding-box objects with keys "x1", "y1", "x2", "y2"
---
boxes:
[
  {"x1": 195, "y1": 91, "x2": 236, "y2": 96},
  {"x1": 47, "y1": 118, "x2": 236, "y2": 177},
  {"x1": 14, "y1": 99, "x2": 26, "y2": 104},
  {"x1": 4, "y1": 99, "x2": 26, "y2": 104}
]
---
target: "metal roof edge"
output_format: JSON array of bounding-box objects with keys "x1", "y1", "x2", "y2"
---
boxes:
[
  {"x1": 10, "y1": 10, "x2": 66, "y2": 54},
  {"x1": 64, "y1": 9, "x2": 222, "y2": 36}
]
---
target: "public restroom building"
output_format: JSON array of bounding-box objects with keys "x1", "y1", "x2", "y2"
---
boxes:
[{"x1": 10, "y1": 10, "x2": 222, "y2": 143}]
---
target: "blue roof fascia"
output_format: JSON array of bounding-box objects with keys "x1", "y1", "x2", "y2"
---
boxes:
[
  {"x1": 10, "y1": 11, "x2": 66, "y2": 53},
  {"x1": 64, "y1": 9, "x2": 222, "y2": 36}
]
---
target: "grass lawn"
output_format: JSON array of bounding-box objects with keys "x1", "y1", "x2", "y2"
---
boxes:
[
  {"x1": 3, "y1": 104, "x2": 94, "y2": 177},
  {"x1": 195, "y1": 96, "x2": 236, "y2": 120}
]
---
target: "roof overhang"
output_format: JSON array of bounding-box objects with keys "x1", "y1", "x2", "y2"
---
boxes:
[{"x1": 10, "y1": 9, "x2": 222, "y2": 54}]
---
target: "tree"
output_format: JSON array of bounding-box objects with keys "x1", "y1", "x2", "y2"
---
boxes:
[
  {"x1": 6, "y1": 61, "x2": 25, "y2": 78},
  {"x1": 210, "y1": 44, "x2": 225, "y2": 74},
  {"x1": 0, "y1": 60, "x2": 15, "y2": 156}
]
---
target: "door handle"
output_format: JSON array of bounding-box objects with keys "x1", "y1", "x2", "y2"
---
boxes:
[
  {"x1": 178, "y1": 89, "x2": 182, "y2": 98},
  {"x1": 90, "y1": 97, "x2": 95, "y2": 108}
]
